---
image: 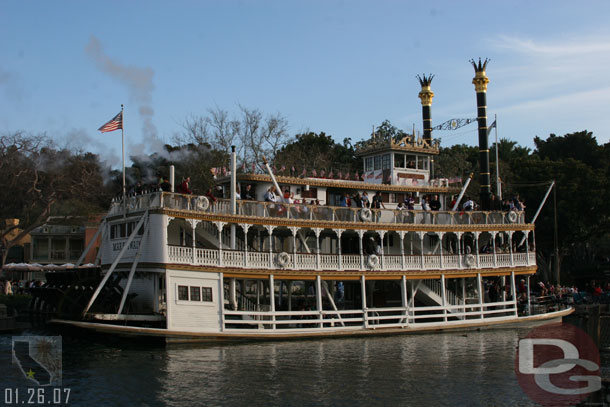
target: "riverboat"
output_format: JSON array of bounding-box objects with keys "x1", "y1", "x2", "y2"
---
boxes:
[{"x1": 41, "y1": 64, "x2": 571, "y2": 342}]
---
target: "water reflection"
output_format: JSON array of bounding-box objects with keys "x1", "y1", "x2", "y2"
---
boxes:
[{"x1": 1, "y1": 329, "x2": 539, "y2": 406}]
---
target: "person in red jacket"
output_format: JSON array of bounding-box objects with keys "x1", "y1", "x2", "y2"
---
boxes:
[{"x1": 177, "y1": 177, "x2": 192, "y2": 194}]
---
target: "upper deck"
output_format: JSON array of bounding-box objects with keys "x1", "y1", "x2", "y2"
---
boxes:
[{"x1": 107, "y1": 191, "x2": 527, "y2": 228}]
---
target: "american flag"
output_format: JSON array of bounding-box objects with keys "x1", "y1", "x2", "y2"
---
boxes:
[
  {"x1": 344, "y1": 171, "x2": 350, "y2": 180},
  {"x1": 280, "y1": 165, "x2": 286, "y2": 173},
  {"x1": 328, "y1": 170, "x2": 333, "y2": 178},
  {"x1": 338, "y1": 171, "x2": 343, "y2": 179},
  {"x1": 320, "y1": 169, "x2": 326, "y2": 177},
  {"x1": 312, "y1": 169, "x2": 317, "y2": 177},
  {"x1": 300, "y1": 168, "x2": 306, "y2": 177},
  {"x1": 98, "y1": 111, "x2": 123, "y2": 133}
]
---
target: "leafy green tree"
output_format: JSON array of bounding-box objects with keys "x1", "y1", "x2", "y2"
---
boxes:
[{"x1": 275, "y1": 132, "x2": 362, "y2": 175}]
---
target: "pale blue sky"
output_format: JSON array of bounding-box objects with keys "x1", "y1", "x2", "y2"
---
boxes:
[{"x1": 2, "y1": 1, "x2": 610, "y2": 168}]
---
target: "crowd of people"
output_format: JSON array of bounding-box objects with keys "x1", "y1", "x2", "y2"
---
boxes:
[{"x1": 0, "y1": 279, "x2": 43, "y2": 296}]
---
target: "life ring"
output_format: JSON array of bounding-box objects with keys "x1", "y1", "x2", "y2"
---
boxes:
[
  {"x1": 277, "y1": 251, "x2": 290, "y2": 268},
  {"x1": 360, "y1": 208, "x2": 373, "y2": 222},
  {"x1": 464, "y1": 254, "x2": 476, "y2": 267},
  {"x1": 195, "y1": 196, "x2": 210, "y2": 211},
  {"x1": 367, "y1": 254, "x2": 380, "y2": 269},
  {"x1": 508, "y1": 210, "x2": 518, "y2": 223}
]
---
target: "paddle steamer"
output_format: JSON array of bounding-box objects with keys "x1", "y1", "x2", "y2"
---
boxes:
[{"x1": 43, "y1": 62, "x2": 571, "y2": 341}]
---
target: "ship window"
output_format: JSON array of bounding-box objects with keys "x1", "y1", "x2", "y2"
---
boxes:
[
  {"x1": 382, "y1": 154, "x2": 390, "y2": 170},
  {"x1": 201, "y1": 287, "x2": 213, "y2": 302},
  {"x1": 394, "y1": 153, "x2": 404, "y2": 168},
  {"x1": 301, "y1": 188, "x2": 318, "y2": 199},
  {"x1": 178, "y1": 285, "x2": 189, "y2": 301},
  {"x1": 418, "y1": 156, "x2": 429, "y2": 171},
  {"x1": 374, "y1": 155, "x2": 381, "y2": 170},
  {"x1": 406, "y1": 154, "x2": 416, "y2": 168},
  {"x1": 365, "y1": 157, "x2": 373, "y2": 172},
  {"x1": 389, "y1": 193, "x2": 396, "y2": 203},
  {"x1": 190, "y1": 286, "x2": 201, "y2": 301}
]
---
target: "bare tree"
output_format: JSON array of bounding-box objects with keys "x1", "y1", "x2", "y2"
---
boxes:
[{"x1": 179, "y1": 106, "x2": 291, "y2": 172}]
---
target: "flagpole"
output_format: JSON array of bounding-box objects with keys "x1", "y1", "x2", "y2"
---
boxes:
[
  {"x1": 494, "y1": 114, "x2": 501, "y2": 200},
  {"x1": 121, "y1": 104, "x2": 126, "y2": 201}
]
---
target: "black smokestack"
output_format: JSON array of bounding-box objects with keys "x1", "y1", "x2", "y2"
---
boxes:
[
  {"x1": 470, "y1": 58, "x2": 491, "y2": 210},
  {"x1": 417, "y1": 74, "x2": 435, "y2": 144}
]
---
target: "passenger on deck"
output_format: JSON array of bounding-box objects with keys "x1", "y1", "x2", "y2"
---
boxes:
[
  {"x1": 361, "y1": 192, "x2": 370, "y2": 208},
  {"x1": 462, "y1": 196, "x2": 475, "y2": 211},
  {"x1": 204, "y1": 188, "x2": 217, "y2": 204},
  {"x1": 177, "y1": 177, "x2": 192, "y2": 194},
  {"x1": 429, "y1": 194, "x2": 441, "y2": 211},
  {"x1": 160, "y1": 178, "x2": 171, "y2": 192},
  {"x1": 243, "y1": 184, "x2": 254, "y2": 200}
]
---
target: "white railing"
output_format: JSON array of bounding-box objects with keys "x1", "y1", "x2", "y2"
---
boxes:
[
  {"x1": 108, "y1": 191, "x2": 528, "y2": 225},
  {"x1": 221, "y1": 300, "x2": 519, "y2": 331},
  {"x1": 169, "y1": 246, "x2": 534, "y2": 272}
]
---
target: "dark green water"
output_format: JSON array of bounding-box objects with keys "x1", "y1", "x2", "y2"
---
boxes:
[{"x1": 0, "y1": 326, "x2": 587, "y2": 406}]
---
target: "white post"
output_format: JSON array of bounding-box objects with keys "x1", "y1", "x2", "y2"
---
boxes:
[
  {"x1": 229, "y1": 278, "x2": 237, "y2": 310},
  {"x1": 219, "y1": 273, "x2": 225, "y2": 331},
  {"x1": 399, "y1": 232, "x2": 405, "y2": 270},
  {"x1": 526, "y1": 275, "x2": 531, "y2": 316},
  {"x1": 358, "y1": 230, "x2": 365, "y2": 269},
  {"x1": 169, "y1": 165, "x2": 175, "y2": 193},
  {"x1": 441, "y1": 274, "x2": 447, "y2": 322},
  {"x1": 511, "y1": 271, "x2": 518, "y2": 316},
  {"x1": 477, "y1": 273, "x2": 484, "y2": 319},
  {"x1": 316, "y1": 275, "x2": 323, "y2": 328},
  {"x1": 361, "y1": 275, "x2": 367, "y2": 328},
  {"x1": 401, "y1": 275, "x2": 408, "y2": 325},
  {"x1": 269, "y1": 274, "x2": 275, "y2": 329}
]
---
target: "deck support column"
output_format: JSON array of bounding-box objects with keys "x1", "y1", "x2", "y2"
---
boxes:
[
  {"x1": 462, "y1": 277, "x2": 467, "y2": 319},
  {"x1": 378, "y1": 231, "x2": 386, "y2": 269},
  {"x1": 441, "y1": 274, "x2": 447, "y2": 322},
  {"x1": 314, "y1": 228, "x2": 322, "y2": 270},
  {"x1": 491, "y1": 232, "x2": 497, "y2": 267},
  {"x1": 334, "y1": 229, "x2": 344, "y2": 270},
  {"x1": 316, "y1": 275, "x2": 323, "y2": 328},
  {"x1": 188, "y1": 220, "x2": 197, "y2": 264},
  {"x1": 398, "y1": 231, "x2": 406, "y2": 270},
  {"x1": 510, "y1": 271, "x2": 518, "y2": 316},
  {"x1": 477, "y1": 273, "x2": 484, "y2": 319},
  {"x1": 438, "y1": 232, "x2": 444, "y2": 269},
  {"x1": 229, "y1": 278, "x2": 237, "y2": 310},
  {"x1": 526, "y1": 275, "x2": 531, "y2": 316},
  {"x1": 357, "y1": 230, "x2": 365, "y2": 270},
  {"x1": 215, "y1": 222, "x2": 225, "y2": 267},
  {"x1": 474, "y1": 232, "x2": 480, "y2": 268},
  {"x1": 360, "y1": 275, "x2": 367, "y2": 328},
  {"x1": 419, "y1": 232, "x2": 425, "y2": 269},
  {"x1": 269, "y1": 274, "x2": 276, "y2": 329},
  {"x1": 240, "y1": 223, "x2": 251, "y2": 268},
  {"x1": 287, "y1": 280, "x2": 293, "y2": 311},
  {"x1": 219, "y1": 272, "x2": 225, "y2": 331},
  {"x1": 457, "y1": 232, "x2": 463, "y2": 268},
  {"x1": 401, "y1": 275, "x2": 408, "y2": 325},
  {"x1": 289, "y1": 227, "x2": 298, "y2": 270},
  {"x1": 266, "y1": 225, "x2": 275, "y2": 268},
  {"x1": 508, "y1": 231, "x2": 514, "y2": 266}
]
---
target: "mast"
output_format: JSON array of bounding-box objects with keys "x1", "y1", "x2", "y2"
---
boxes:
[{"x1": 470, "y1": 59, "x2": 492, "y2": 210}]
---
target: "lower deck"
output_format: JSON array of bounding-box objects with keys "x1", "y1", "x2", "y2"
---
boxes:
[{"x1": 51, "y1": 308, "x2": 573, "y2": 343}]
